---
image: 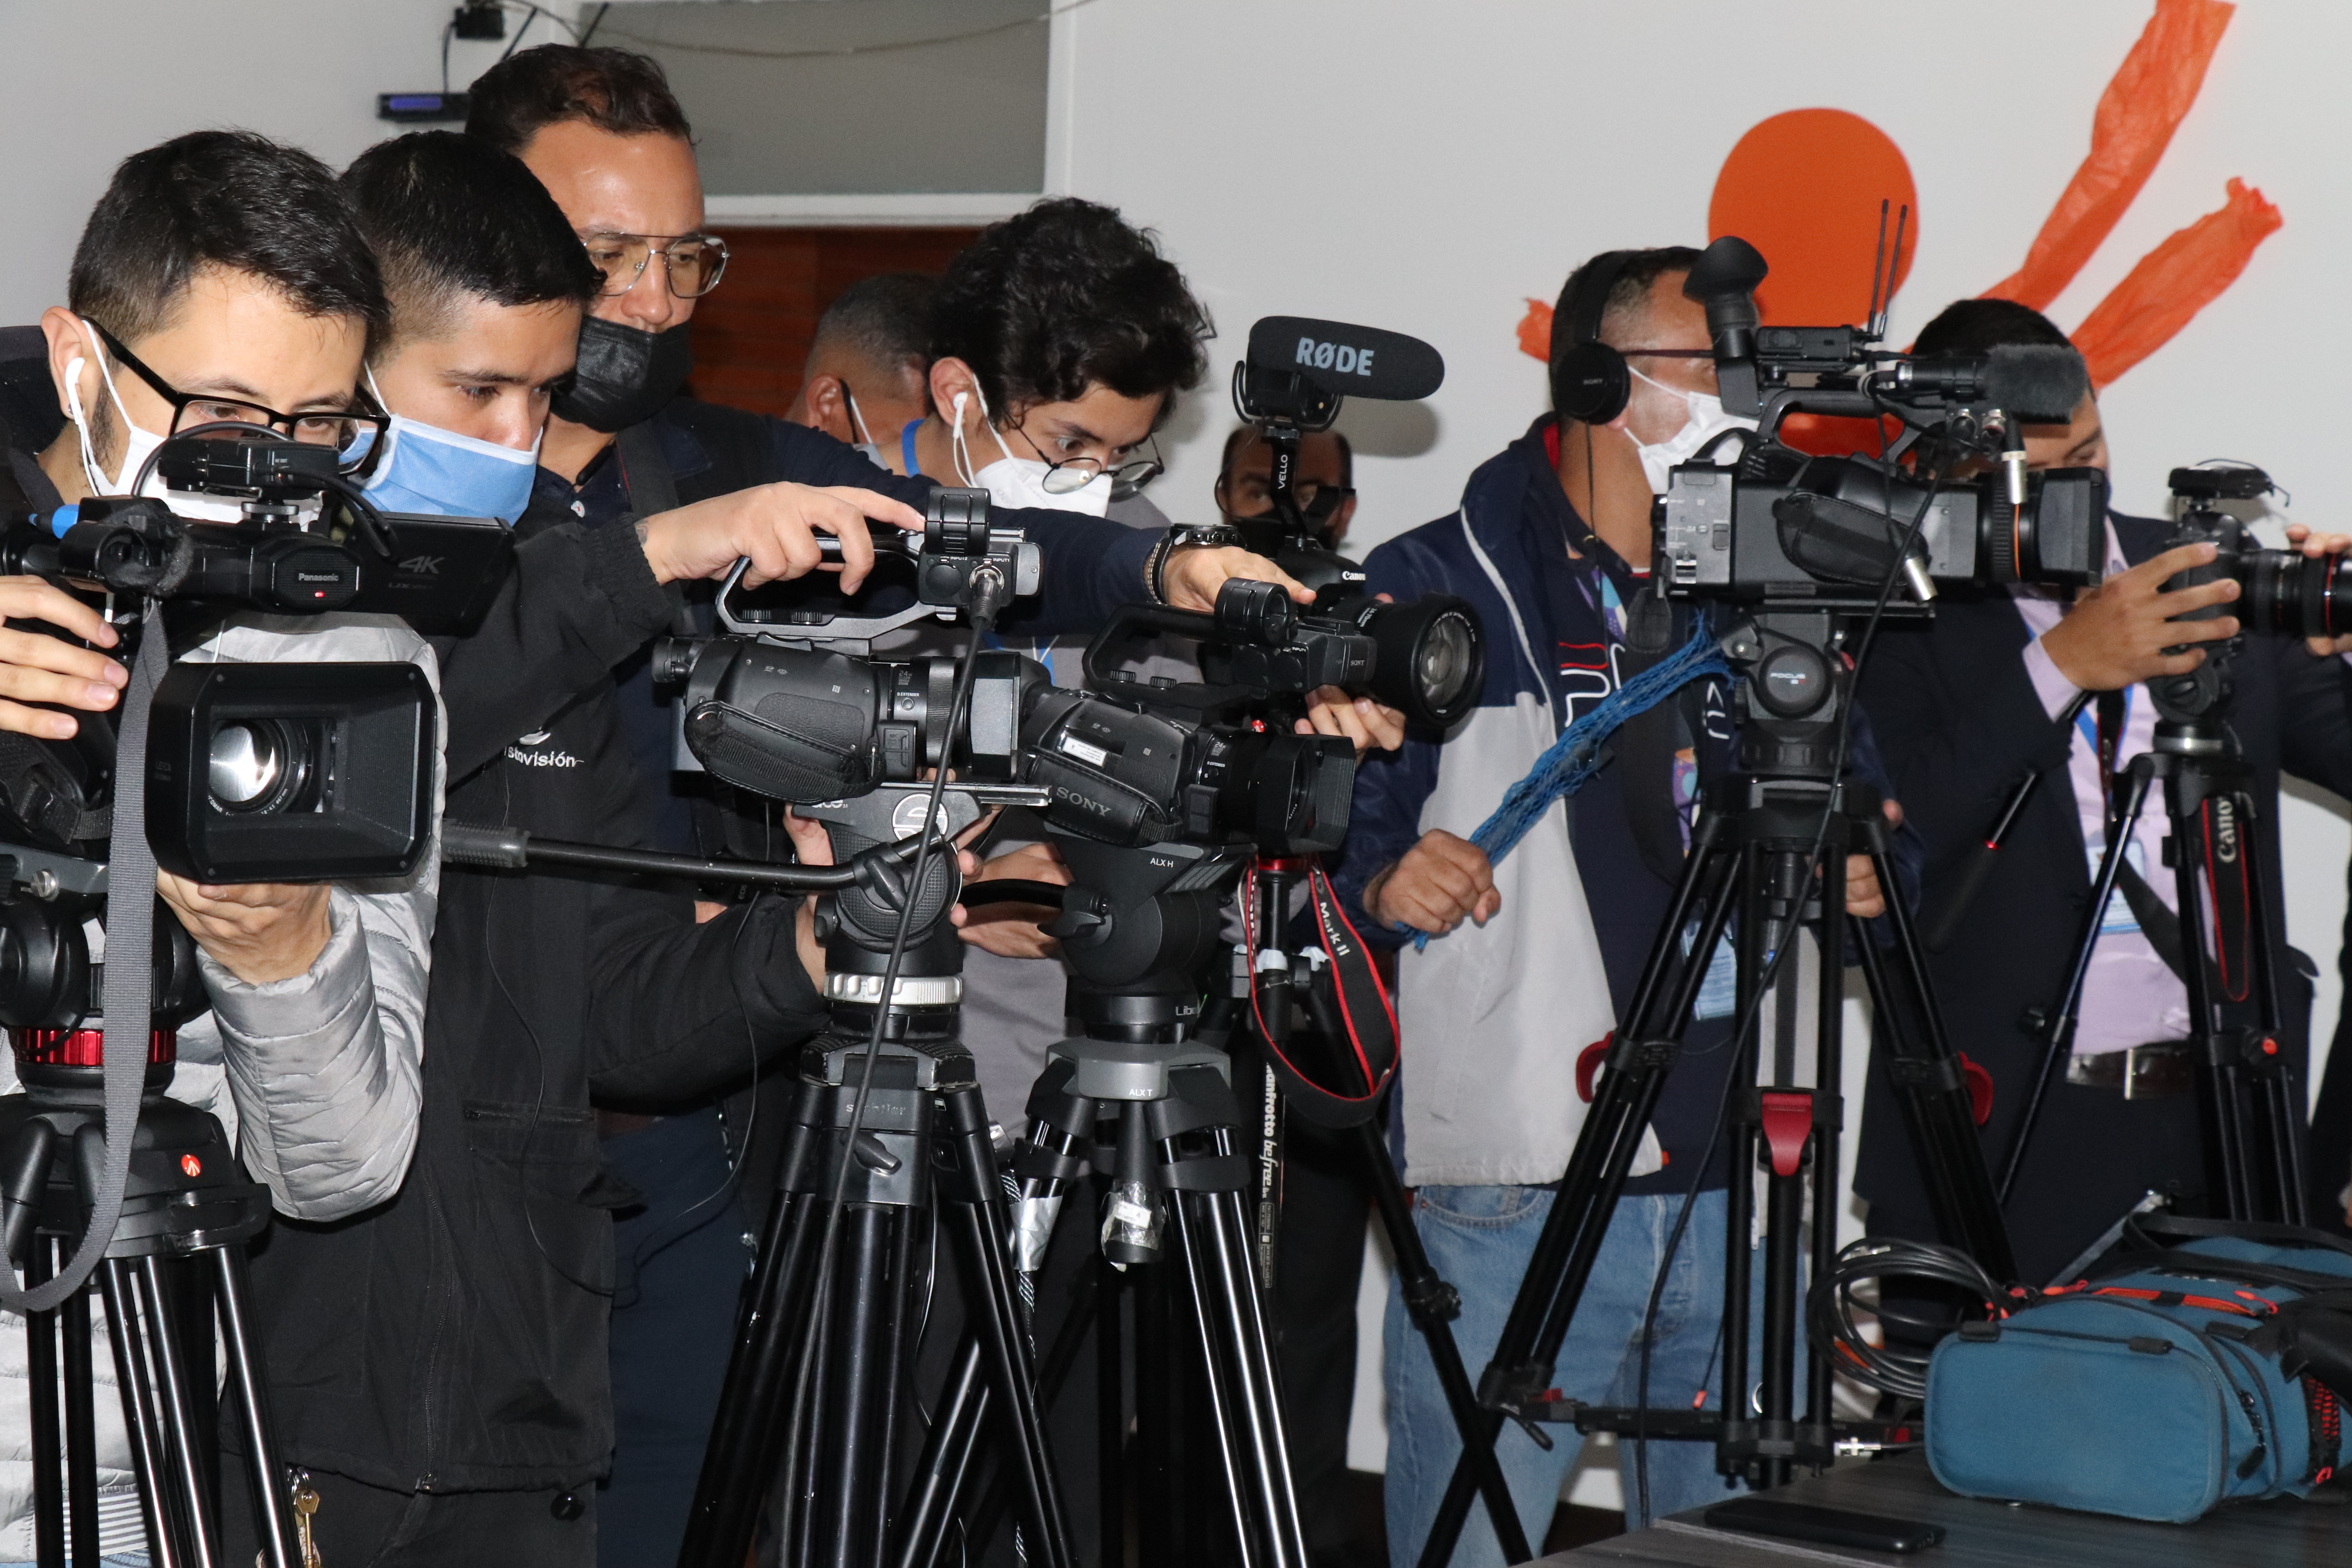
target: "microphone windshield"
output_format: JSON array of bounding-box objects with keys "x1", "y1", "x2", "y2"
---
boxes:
[
  {"x1": 1984, "y1": 344, "x2": 2089, "y2": 424},
  {"x1": 1247, "y1": 317, "x2": 1445, "y2": 401}
]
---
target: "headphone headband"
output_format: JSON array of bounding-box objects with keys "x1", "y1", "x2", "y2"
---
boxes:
[{"x1": 1550, "y1": 249, "x2": 1646, "y2": 426}]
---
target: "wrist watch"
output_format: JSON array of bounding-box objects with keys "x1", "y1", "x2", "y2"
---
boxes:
[{"x1": 1147, "y1": 523, "x2": 1247, "y2": 605}]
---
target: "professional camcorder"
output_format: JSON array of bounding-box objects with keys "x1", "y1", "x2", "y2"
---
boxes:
[
  {"x1": 0, "y1": 427, "x2": 510, "y2": 888},
  {"x1": 1222, "y1": 316, "x2": 1486, "y2": 730},
  {"x1": 1655, "y1": 236, "x2": 2109, "y2": 610},
  {"x1": 659, "y1": 492, "x2": 1359, "y2": 857}
]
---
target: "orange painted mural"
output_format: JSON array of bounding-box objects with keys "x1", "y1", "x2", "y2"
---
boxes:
[{"x1": 1516, "y1": 0, "x2": 2278, "y2": 408}]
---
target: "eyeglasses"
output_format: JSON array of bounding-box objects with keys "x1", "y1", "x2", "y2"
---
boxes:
[
  {"x1": 579, "y1": 231, "x2": 731, "y2": 299},
  {"x1": 1013, "y1": 424, "x2": 1164, "y2": 496},
  {"x1": 91, "y1": 323, "x2": 387, "y2": 456}
]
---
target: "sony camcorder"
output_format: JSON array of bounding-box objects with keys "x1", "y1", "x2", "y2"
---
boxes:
[
  {"x1": 658, "y1": 492, "x2": 1361, "y2": 858},
  {"x1": 1654, "y1": 235, "x2": 2109, "y2": 610},
  {"x1": 0, "y1": 428, "x2": 510, "y2": 887}
]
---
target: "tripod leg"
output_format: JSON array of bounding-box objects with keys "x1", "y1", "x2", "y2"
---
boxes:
[
  {"x1": 2229, "y1": 788, "x2": 2308, "y2": 1225},
  {"x1": 136, "y1": 1256, "x2": 221, "y2": 1568},
  {"x1": 26, "y1": 1234, "x2": 62, "y2": 1568},
  {"x1": 820, "y1": 1204, "x2": 896, "y2": 1568},
  {"x1": 1857, "y1": 845, "x2": 2018, "y2": 1281},
  {"x1": 213, "y1": 1248, "x2": 298, "y2": 1568},
  {"x1": 1419, "y1": 835, "x2": 1743, "y2": 1568},
  {"x1": 1806, "y1": 895, "x2": 1845, "y2": 1439},
  {"x1": 1169, "y1": 1185, "x2": 1262, "y2": 1565},
  {"x1": 62, "y1": 1278, "x2": 98, "y2": 1565},
  {"x1": 1200, "y1": 1177, "x2": 1310, "y2": 1568},
  {"x1": 2165, "y1": 771, "x2": 2254, "y2": 1220},
  {"x1": 891, "y1": 1334, "x2": 986, "y2": 1568},
  {"x1": 677, "y1": 1102, "x2": 825, "y2": 1568},
  {"x1": 99, "y1": 1259, "x2": 183, "y2": 1568},
  {"x1": 929, "y1": 1083, "x2": 1075, "y2": 1568}
]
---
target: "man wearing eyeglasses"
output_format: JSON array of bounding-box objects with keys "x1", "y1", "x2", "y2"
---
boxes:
[
  {"x1": 0, "y1": 130, "x2": 443, "y2": 1566},
  {"x1": 1218, "y1": 424, "x2": 1359, "y2": 552}
]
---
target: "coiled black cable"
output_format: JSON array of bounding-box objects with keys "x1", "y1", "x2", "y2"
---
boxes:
[{"x1": 1806, "y1": 1235, "x2": 2013, "y2": 1402}]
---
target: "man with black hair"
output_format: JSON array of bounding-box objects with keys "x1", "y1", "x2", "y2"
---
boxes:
[
  {"x1": 1219, "y1": 424, "x2": 1359, "y2": 550},
  {"x1": 0, "y1": 127, "x2": 438, "y2": 1566},
  {"x1": 787, "y1": 271, "x2": 935, "y2": 463},
  {"x1": 1855, "y1": 297, "x2": 2352, "y2": 1287},
  {"x1": 460, "y1": 49, "x2": 1329, "y2": 1565},
  {"x1": 1336, "y1": 247, "x2": 1895, "y2": 1563}
]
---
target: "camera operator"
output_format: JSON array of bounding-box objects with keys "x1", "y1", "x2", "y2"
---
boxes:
[
  {"x1": 455, "y1": 50, "x2": 1342, "y2": 1562},
  {"x1": 785, "y1": 271, "x2": 936, "y2": 465},
  {"x1": 1217, "y1": 422, "x2": 1358, "y2": 551},
  {"x1": 1854, "y1": 298, "x2": 2352, "y2": 1287},
  {"x1": 1334, "y1": 247, "x2": 1895, "y2": 1561},
  {"x1": 0, "y1": 131, "x2": 438, "y2": 1565}
]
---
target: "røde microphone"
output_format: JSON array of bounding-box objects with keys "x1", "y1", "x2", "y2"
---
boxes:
[{"x1": 1247, "y1": 317, "x2": 1445, "y2": 401}]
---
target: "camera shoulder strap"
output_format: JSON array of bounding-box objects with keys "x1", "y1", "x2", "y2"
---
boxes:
[
  {"x1": 0, "y1": 599, "x2": 164, "y2": 1313},
  {"x1": 1243, "y1": 859, "x2": 1400, "y2": 1129}
]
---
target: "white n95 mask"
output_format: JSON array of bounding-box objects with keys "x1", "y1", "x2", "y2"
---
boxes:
[{"x1": 950, "y1": 388, "x2": 1112, "y2": 517}]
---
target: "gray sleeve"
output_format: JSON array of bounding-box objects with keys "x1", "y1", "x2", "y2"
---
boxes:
[{"x1": 184, "y1": 616, "x2": 440, "y2": 1221}]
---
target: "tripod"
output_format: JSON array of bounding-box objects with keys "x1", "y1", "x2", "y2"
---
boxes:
[
  {"x1": 1416, "y1": 609, "x2": 2015, "y2": 1568},
  {"x1": 0, "y1": 1027, "x2": 303, "y2": 1568},
  {"x1": 1999, "y1": 664, "x2": 2307, "y2": 1228},
  {"x1": 673, "y1": 784, "x2": 1071, "y2": 1568}
]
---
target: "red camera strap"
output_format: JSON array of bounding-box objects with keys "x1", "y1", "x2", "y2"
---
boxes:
[{"x1": 1240, "y1": 858, "x2": 1400, "y2": 1128}]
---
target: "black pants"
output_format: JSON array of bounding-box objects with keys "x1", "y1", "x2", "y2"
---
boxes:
[
  {"x1": 598, "y1": 1109, "x2": 752, "y2": 1568},
  {"x1": 220, "y1": 1452, "x2": 596, "y2": 1568}
]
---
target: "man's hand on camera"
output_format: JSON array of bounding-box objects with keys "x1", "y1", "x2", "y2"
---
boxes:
[
  {"x1": 1364, "y1": 829, "x2": 1498, "y2": 936},
  {"x1": 1162, "y1": 545, "x2": 1314, "y2": 613},
  {"x1": 952, "y1": 841, "x2": 1072, "y2": 960},
  {"x1": 0, "y1": 577, "x2": 123, "y2": 739},
  {"x1": 637, "y1": 484, "x2": 925, "y2": 594},
  {"x1": 2282, "y1": 524, "x2": 2352, "y2": 657},
  {"x1": 156, "y1": 874, "x2": 332, "y2": 986},
  {"x1": 1843, "y1": 799, "x2": 1903, "y2": 919},
  {"x1": 2038, "y1": 541, "x2": 2239, "y2": 692},
  {"x1": 1296, "y1": 688, "x2": 1406, "y2": 755}
]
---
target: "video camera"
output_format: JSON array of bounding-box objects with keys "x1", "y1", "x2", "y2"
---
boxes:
[
  {"x1": 1654, "y1": 236, "x2": 2109, "y2": 611},
  {"x1": 1222, "y1": 316, "x2": 1486, "y2": 730},
  {"x1": 0, "y1": 426, "x2": 512, "y2": 887},
  {"x1": 657, "y1": 492, "x2": 1360, "y2": 859}
]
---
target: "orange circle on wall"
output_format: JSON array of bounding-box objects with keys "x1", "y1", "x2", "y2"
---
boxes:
[{"x1": 1709, "y1": 109, "x2": 1918, "y2": 327}]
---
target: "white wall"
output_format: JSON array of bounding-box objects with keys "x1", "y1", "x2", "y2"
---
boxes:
[{"x1": 0, "y1": 0, "x2": 536, "y2": 327}]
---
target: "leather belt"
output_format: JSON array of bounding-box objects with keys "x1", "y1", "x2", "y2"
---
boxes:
[{"x1": 2066, "y1": 1042, "x2": 2196, "y2": 1100}]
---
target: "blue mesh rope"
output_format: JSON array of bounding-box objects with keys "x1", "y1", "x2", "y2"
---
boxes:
[{"x1": 1409, "y1": 618, "x2": 1730, "y2": 949}]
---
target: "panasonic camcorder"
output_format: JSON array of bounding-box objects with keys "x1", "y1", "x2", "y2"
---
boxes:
[{"x1": 1654, "y1": 236, "x2": 2110, "y2": 611}]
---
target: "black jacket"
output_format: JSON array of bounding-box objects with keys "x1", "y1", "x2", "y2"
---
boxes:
[
  {"x1": 1854, "y1": 512, "x2": 2352, "y2": 1281},
  {"x1": 244, "y1": 399, "x2": 1168, "y2": 1492}
]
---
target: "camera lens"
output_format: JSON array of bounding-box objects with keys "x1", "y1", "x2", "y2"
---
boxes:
[
  {"x1": 209, "y1": 720, "x2": 312, "y2": 814},
  {"x1": 1356, "y1": 597, "x2": 1486, "y2": 730},
  {"x1": 2243, "y1": 549, "x2": 2352, "y2": 642}
]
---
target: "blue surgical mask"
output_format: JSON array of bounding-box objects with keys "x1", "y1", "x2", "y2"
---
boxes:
[{"x1": 343, "y1": 373, "x2": 541, "y2": 524}]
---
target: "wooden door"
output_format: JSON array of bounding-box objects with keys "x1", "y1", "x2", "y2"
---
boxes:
[{"x1": 687, "y1": 226, "x2": 984, "y2": 418}]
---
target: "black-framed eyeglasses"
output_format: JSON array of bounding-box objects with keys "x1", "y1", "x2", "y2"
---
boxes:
[
  {"x1": 579, "y1": 231, "x2": 731, "y2": 299},
  {"x1": 1013, "y1": 424, "x2": 1164, "y2": 497},
  {"x1": 89, "y1": 323, "x2": 388, "y2": 459},
  {"x1": 1223, "y1": 475, "x2": 1356, "y2": 524}
]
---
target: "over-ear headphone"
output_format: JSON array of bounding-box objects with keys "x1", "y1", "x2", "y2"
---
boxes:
[{"x1": 1549, "y1": 249, "x2": 1641, "y2": 426}]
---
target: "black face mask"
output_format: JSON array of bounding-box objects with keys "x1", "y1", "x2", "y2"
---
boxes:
[{"x1": 551, "y1": 317, "x2": 695, "y2": 433}]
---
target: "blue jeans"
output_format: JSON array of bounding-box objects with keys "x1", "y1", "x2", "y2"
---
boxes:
[{"x1": 1385, "y1": 1186, "x2": 1773, "y2": 1566}]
